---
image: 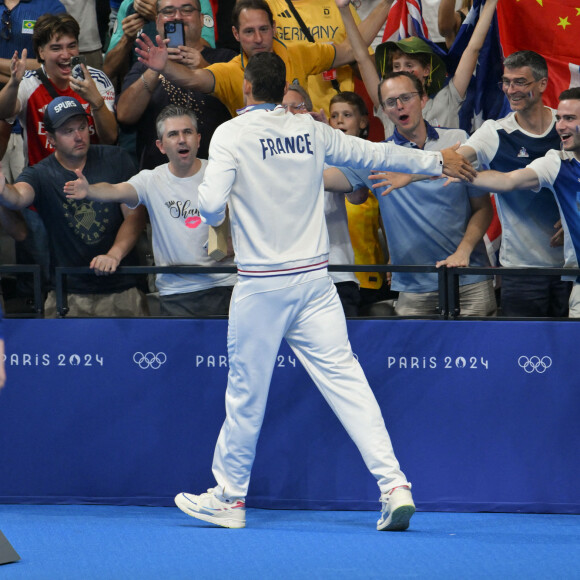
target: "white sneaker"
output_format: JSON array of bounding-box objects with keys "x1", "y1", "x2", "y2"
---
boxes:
[
  {"x1": 175, "y1": 489, "x2": 246, "y2": 529},
  {"x1": 377, "y1": 485, "x2": 415, "y2": 531}
]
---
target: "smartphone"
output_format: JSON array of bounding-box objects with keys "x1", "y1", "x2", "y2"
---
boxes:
[
  {"x1": 164, "y1": 20, "x2": 185, "y2": 48},
  {"x1": 71, "y1": 55, "x2": 86, "y2": 80}
]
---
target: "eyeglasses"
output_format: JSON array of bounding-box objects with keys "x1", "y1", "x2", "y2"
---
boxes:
[
  {"x1": 282, "y1": 102, "x2": 307, "y2": 112},
  {"x1": 1, "y1": 8, "x2": 12, "y2": 41},
  {"x1": 382, "y1": 92, "x2": 420, "y2": 109},
  {"x1": 498, "y1": 78, "x2": 535, "y2": 91},
  {"x1": 159, "y1": 4, "x2": 200, "y2": 17}
]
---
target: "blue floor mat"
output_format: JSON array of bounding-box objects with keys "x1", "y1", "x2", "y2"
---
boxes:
[{"x1": 1, "y1": 505, "x2": 579, "y2": 579}]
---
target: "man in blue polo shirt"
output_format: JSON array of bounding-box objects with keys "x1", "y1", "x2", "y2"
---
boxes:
[
  {"x1": 325, "y1": 72, "x2": 496, "y2": 317},
  {"x1": 467, "y1": 87, "x2": 580, "y2": 317}
]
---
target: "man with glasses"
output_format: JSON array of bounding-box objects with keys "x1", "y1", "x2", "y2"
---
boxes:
[
  {"x1": 135, "y1": 0, "x2": 380, "y2": 118},
  {"x1": 325, "y1": 72, "x2": 496, "y2": 317},
  {"x1": 116, "y1": 0, "x2": 235, "y2": 168},
  {"x1": 461, "y1": 88, "x2": 580, "y2": 318},
  {"x1": 458, "y1": 50, "x2": 571, "y2": 318}
]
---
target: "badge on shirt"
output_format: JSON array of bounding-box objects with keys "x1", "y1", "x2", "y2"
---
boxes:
[
  {"x1": 322, "y1": 69, "x2": 337, "y2": 82},
  {"x1": 517, "y1": 147, "x2": 529, "y2": 158},
  {"x1": 22, "y1": 20, "x2": 36, "y2": 34}
]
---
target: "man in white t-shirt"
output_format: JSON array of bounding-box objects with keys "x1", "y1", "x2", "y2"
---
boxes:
[{"x1": 64, "y1": 104, "x2": 236, "y2": 316}]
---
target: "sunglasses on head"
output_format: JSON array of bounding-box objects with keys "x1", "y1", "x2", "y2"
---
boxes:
[{"x1": 1, "y1": 8, "x2": 12, "y2": 41}]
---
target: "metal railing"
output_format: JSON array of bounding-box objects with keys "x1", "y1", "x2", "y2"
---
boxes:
[
  {"x1": 2, "y1": 264, "x2": 578, "y2": 319},
  {"x1": 0, "y1": 265, "x2": 43, "y2": 317}
]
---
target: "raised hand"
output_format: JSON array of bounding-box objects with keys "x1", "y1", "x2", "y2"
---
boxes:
[
  {"x1": 9, "y1": 49, "x2": 27, "y2": 85},
  {"x1": 135, "y1": 33, "x2": 169, "y2": 73}
]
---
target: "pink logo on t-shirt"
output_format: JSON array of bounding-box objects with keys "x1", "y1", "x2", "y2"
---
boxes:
[{"x1": 185, "y1": 216, "x2": 202, "y2": 228}]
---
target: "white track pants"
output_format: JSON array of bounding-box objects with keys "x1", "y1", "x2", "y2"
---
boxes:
[{"x1": 212, "y1": 271, "x2": 409, "y2": 500}]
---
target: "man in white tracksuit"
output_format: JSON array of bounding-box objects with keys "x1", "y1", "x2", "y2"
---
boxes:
[{"x1": 174, "y1": 52, "x2": 476, "y2": 531}]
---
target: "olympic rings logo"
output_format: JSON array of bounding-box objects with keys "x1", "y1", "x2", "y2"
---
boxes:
[
  {"x1": 133, "y1": 352, "x2": 167, "y2": 370},
  {"x1": 517, "y1": 356, "x2": 552, "y2": 374}
]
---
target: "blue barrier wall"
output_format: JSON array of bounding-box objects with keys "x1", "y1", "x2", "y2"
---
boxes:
[{"x1": 0, "y1": 319, "x2": 578, "y2": 513}]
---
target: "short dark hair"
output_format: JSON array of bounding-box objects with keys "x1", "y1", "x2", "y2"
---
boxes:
[
  {"x1": 232, "y1": 0, "x2": 274, "y2": 29},
  {"x1": 244, "y1": 52, "x2": 286, "y2": 103},
  {"x1": 378, "y1": 72, "x2": 425, "y2": 107},
  {"x1": 33, "y1": 14, "x2": 80, "y2": 62},
  {"x1": 329, "y1": 91, "x2": 369, "y2": 139},
  {"x1": 156, "y1": 105, "x2": 198, "y2": 139},
  {"x1": 504, "y1": 50, "x2": 548, "y2": 81},
  {"x1": 559, "y1": 87, "x2": 580, "y2": 102},
  {"x1": 330, "y1": 91, "x2": 368, "y2": 117}
]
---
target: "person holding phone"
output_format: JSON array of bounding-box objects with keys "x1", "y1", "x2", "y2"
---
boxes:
[
  {"x1": 135, "y1": 0, "x2": 390, "y2": 119},
  {"x1": 0, "y1": 13, "x2": 119, "y2": 303},
  {"x1": 117, "y1": 0, "x2": 236, "y2": 168},
  {"x1": 0, "y1": 13, "x2": 118, "y2": 167}
]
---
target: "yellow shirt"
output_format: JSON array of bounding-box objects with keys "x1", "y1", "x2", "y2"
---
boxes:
[
  {"x1": 208, "y1": 38, "x2": 336, "y2": 117},
  {"x1": 346, "y1": 191, "x2": 385, "y2": 290},
  {"x1": 266, "y1": 0, "x2": 362, "y2": 115}
]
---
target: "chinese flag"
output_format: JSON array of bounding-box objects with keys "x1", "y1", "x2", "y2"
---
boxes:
[{"x1": 497, "y1": 0, "x2": 580, "y2": 108}]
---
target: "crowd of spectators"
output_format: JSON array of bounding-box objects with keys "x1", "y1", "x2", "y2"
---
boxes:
[{"x1": 0, "y1": 0, "x2": 577, "y2": 318}]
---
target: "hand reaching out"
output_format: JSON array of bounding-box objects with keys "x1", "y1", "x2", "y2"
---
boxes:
[
  {"x1": 369, "y1": 170, "x2": 413, "y2": 195},
  {"x1": 63, "y1": 168, "x2": 89, "y2": 200}
]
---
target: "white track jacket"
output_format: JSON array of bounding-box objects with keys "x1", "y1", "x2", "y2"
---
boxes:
[{"x1": 198, "y1": 105, "x2": 444, "y2": 277}]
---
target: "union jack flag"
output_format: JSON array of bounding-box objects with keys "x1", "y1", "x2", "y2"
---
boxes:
[{"x1": 381, "y1": 0, "x2": 429, "y2": 43}]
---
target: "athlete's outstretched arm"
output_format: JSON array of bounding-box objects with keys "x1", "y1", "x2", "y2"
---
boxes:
[{"x1": 472, "y1": 167, "x2": 540, "y2": 192}]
